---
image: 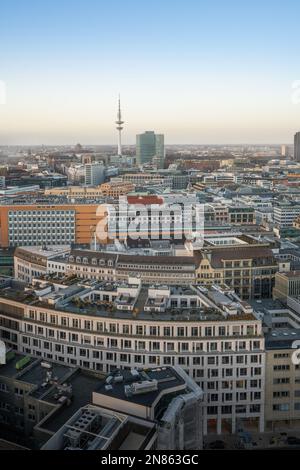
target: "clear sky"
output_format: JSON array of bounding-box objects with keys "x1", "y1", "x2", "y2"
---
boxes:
[{"x1": 1, "y1": 0, "x2": 300, "y2": 145}]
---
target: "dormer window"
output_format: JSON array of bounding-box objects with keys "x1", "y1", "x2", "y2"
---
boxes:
[
  {"x1": 69, "y1": 255, "x2": 74, "y2": 262},
  {"x1": 92, "y1": 258, "x2": 97, "y2": 265},
  {"x1": 76, "y1": 257, "x2": 81, "y2": 263},
  {"x1": 83, "y1": 257, "x2": 88, "y2": 264},
  {"x1": 100, "y1": 259, "x2": 105, "y2": 266}
]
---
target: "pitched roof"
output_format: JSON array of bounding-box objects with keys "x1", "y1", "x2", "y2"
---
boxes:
[
  {"x1": 194, "y1": 246, "x2": 276, "y2": 268},
  {"x1": 69, "y1": 249, "x2": 118, "y2": 266},
  {"x1": 117, "y1": 253, "x2": 195, "y2": 266}
]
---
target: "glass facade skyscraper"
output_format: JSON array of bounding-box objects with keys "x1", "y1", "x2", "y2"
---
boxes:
[
  {"x1": 294, "y1": 132, "x2": 300, "y2": 162},
  {"x1": 136, "y1": 131, "x2": 165, "y2": 168}
]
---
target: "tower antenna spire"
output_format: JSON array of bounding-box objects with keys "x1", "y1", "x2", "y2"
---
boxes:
[{"x1": 115, "y1": 94, "x2": 124, "y2": 156}]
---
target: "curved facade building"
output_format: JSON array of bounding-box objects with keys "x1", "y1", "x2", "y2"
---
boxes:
[{"x1": 0, "y1": 278, "x2": 265, "y2": 435}]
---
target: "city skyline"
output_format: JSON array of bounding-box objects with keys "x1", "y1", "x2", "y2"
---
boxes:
[
  {"x1": 4, "y1": 1, "x2": 300, "y2": 455},
  {"x1": 1, "y1": 0, "x2": 300, "y2": 145}
]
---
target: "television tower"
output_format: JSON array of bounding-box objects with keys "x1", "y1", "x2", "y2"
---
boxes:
[{"x1": 115, "y1": 95, "x2": 124, "y2": 156}]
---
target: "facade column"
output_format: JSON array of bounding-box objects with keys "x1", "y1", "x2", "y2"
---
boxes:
[
  {"x1": 259, "y1": 414, "x2": 264, "y2": 433},
  {"x1": 203, "y1": 411, "x2": 208, "y2": 436},
  {"x1": 217, "y1": 411, "x2": 222, "y2": 434},
  {"x1": 232, "y1": 414, "x2": 236, "y2": 434}
]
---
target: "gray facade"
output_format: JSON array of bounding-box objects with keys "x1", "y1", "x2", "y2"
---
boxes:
[
  {"x1": 136, "y1": 131, "x2": 165, "y2": 168},
  {"x1": 294, "y1": 132, "x2": 300, "y2": 161}
]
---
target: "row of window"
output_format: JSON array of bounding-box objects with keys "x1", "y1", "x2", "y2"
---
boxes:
[
  {"x1": 207, "y1": 405, "x2": 260, "y2": 415},
  {"x1": 273, "y1": 390, "x2": 300, "y2": 398},
  {"x1": 25, "y1": 313, "x2": 259, "y2": 338},
  {"x1": 19, "y1": 346, "x2": 264, "y2": 393},
  {"x1": 23, "y1": 333, "x2": 263, "y2": 355},
  {"x1": 69, "y1": 256, "x2": 114, "y2": 267},
  {"x1": 273, "y1": 403, "x2": 300, "y2": 411},
  {"x1": 208, "y1": 391, "x2": 261, "y2": 402},
  {"x1": 9, "y1": 210, "x2": 74, "y2": 215}
]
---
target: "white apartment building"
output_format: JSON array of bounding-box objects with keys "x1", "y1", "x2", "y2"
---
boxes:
[
  {"x1": 274, "y1": 203, "x2": 300, "y2": 228},
  {"x1": 0, "y1": 280, "x2": 265, "y2": 435},
  {"x1": 84, "y1": 163, "x2": 105, "y2": 186},
  {"x1": 121, "y1": 173, "x2": 173, "y2": 188},
  {"x1": 14, "y1": 246, "x2": 70, "y2": 283},
  {"x1": 14, "y1": 247, "x2": 196, "y2": 285}
]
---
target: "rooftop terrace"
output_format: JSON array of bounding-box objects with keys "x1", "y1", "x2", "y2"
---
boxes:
[{"x1": 0, "y1": 280, "x2": 257, "y2": 322}]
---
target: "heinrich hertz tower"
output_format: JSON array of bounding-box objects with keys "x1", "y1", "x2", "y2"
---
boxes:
[{"x1": 115, "y1": 95, "x2": 124, "y2": 156}]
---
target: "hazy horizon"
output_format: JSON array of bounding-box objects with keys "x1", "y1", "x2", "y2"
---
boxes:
[
  {"x1": 0, "y1": 142, "x2": 294, "y2": 149},
  {"x1": 1, "y1": 0, "x2": 300, "y2": 145}
]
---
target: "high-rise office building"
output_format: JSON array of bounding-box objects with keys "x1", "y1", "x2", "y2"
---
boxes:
[
  {"x1": 136, "y1": 131, "x2": 165, "y2": 168},
  {"x1": 281, "y1": 144, "x2": 287, "y2": 157},
  {"x1": 294, "y1": 132, "x2": 300, "y2": 161},
  {"x1": 0, "y1": 202, "x2": 103, "y2": 247},
  {"x1": 84, "y1": 162, "x2": 105, "y2": 186}
]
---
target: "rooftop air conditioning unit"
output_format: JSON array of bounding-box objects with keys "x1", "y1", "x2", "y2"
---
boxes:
[
  {"x1": 41, "y1": 361, "x2": 52, "y2": 369},
  {"x1": 130, "y1": 379, "x2": 158, "y2": 395},
  {"x1": 114, "y1": 375, "x2": 124, "y2": 383},
  {"x1": 130, "y1": 369, "x2": 140, "y2": 378}
]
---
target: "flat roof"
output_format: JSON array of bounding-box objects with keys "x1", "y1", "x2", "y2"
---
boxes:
[
  {"x1": 0, "y1": 353, "x2": 36, "y2": 378},
  {"x1": 42, "y1": 371, "x2": 103, "y2": 433},
  {"x1": 16, "y1": 245, "x2": 70, "y2": 258},
  {"x1": 0, "y1": 282, "x2": 256, "y2": 322},
  {"x1": 95, "y1": 367, "x2": 186, "y2": 407},
  {"x1": 19, "y1": 362, "x2": 70, "y2": 388},
  {"x1": 277, "y1": 270, "x2": 300, "y2": 278},
  {"x1": 265, "y1": 328, "x2": 300, "y2": 350},
  {"x1": 249, "y1": 298, "x2": 286, "y2": 311}
]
